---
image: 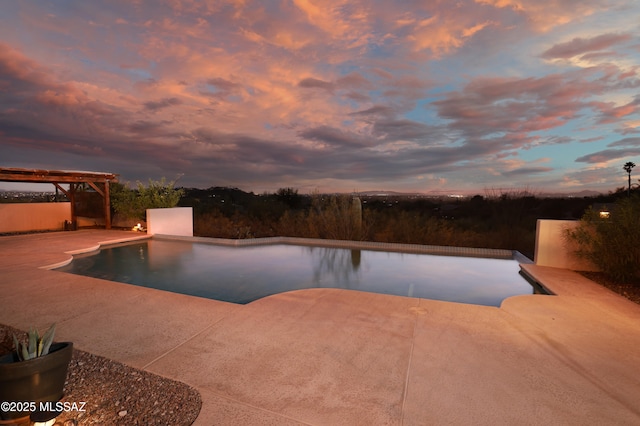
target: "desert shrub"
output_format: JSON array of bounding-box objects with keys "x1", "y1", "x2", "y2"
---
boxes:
[
  {"x1": 194, "y1": 210, "x2": 255, "y2": 239},
  {"x1": 112, "y1": 177, "x2": 184, "y2": 220},
  {"x1": 274, "y1": 210, "x2": 312, "y2": 237},
  {"x1": 194, "y1": 210, "x2": 235, "y2": 238},
  {"x1": 565, "y1": 195, "x2": 640, "y2": 282},
  {"x1": 370, "y1": 211, "x2": 445, "y2": 244},
  {"x1": 306, "y1": 194, "x2": 363, "y2": 240},
  {"x1": 272, "y1": 194, "x2": 364, "y2": 240}
]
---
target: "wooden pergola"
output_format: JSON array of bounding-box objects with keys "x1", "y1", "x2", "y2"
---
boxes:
[{"x1": 0, "y1": 167, "x2": 119, "y2": 229}]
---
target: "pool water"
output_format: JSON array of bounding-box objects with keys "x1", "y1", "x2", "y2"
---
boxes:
[{"x1": 56, "y1": 239, "x2": 537, "y2": 306}]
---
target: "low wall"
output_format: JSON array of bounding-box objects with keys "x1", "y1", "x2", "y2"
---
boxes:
[
  {"x1": 534, "y1": 219, "x2": 599, "y2": 271},
  {"x1": 0, "y1": 202, "x2": 71, "y2": 233},
  {"x1": 147, "y1": 207, "x2": 193, "y2": 237}
]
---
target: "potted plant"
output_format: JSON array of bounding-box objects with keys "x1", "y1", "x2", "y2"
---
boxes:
[{"x1": 0, "y1": 324, "x2": 73, "y2": 424}]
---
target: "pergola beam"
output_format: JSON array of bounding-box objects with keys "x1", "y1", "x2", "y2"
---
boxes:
[
  {"x1": 53, "y1": 183, "x2": 70, "y2": 198},
  {"x1": 0, "y1": 168, "x2": 117, "y2": 183}
]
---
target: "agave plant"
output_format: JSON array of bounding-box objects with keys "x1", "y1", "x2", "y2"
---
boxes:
[{"x1": 11, "y1": 324, "x2": 56, "y2": 361}]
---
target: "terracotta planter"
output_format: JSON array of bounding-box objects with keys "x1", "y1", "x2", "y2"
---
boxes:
[{"x1": 0, "y1": 342, "x2": 73, "y2": 421}]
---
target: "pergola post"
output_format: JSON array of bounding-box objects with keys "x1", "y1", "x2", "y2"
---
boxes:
[
  {"x1": 104, "y1": 181, "x2": 111, "y2": 229},
  {"x1": 69, "y1": 183, "x2": 77, "y2": 228}
]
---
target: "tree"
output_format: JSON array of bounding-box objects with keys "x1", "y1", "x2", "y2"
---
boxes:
[
  {"x1": 112, "y1": 177, "x2": 184, "y2": 220},
  {"x1": 623, "y1": 161, "x2": 636, "y2": 197},
  {"x1": 565, "y1": 195, "x2": 640, "y2": 282},
  {"x1": 275, "y1": 187, "x2": 302, "y2": 209}
]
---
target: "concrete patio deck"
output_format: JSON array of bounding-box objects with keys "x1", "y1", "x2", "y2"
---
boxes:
[{"x1": 1, "y1": 230, "x2": 639, "y2": 425}]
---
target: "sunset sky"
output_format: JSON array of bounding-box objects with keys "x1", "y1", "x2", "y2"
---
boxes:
[{"x1": 1, "y1": 0, "x2": 639, "y2": 195}]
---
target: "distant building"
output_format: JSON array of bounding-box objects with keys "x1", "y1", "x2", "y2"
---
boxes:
[{"x1": 592, "y1": 203, "x2": 614, "y2": 219}]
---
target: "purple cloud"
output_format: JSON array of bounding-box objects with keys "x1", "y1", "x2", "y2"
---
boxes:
[
  {"x1": 575, "y1": 148, "x2": 640, "y2": 163},
  {"x1": 298, "y1": 78, "x2": 335, "y2": 91},
  {"x1": 143, "y1": 97, "x2": 182, "y2": 110},
  {"x1": 541, "y1": 33, "x2": 632, "y2": 59}
]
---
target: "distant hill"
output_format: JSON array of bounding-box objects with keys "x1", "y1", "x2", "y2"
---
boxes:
[
  {"x1": 179, "y1": 186, "x2": 607, "y2": 200},
  {"x1": 540, "y1": 190, "x2": 604, "y2": 198},
  {"x1": 354, "y1": 189, "x2": 606, "y2": 199}
]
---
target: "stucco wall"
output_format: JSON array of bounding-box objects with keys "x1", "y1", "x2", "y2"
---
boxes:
[
  {"x1": 0, "y1": 202, "x2": 71, "y2": 233},
  {"x1": 534, "y1": 219, "x2": 599, "y2": 271},
  {"x1": 146, "y1": 207, "x2": 193, "y2": 236}
]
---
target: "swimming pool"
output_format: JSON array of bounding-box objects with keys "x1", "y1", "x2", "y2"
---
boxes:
[{"x1": 55, "y1": 237, "x2": 539, "y2": 306}]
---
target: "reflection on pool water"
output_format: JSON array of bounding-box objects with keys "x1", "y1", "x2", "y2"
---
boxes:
[{"x1": 56, "y1": 239, "x2": 537, "y2": 306}]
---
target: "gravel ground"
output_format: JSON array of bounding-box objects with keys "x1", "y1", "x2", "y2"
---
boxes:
[
  {"x1": 579, "y1": 271, "x2": 640, "y2": 305},
  {"x1": 0, "y1": 324, "x2": 201, "y2": 425}
]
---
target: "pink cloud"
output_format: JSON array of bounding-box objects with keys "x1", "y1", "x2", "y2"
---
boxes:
[
  {"x1": 291, "y1": 0, "x2": 372, "y2": 47},
  {"x1": 403, "y1": 13, "x2": 496, "y2": 57},
  {"x1": 35, "y1": 88, "x2": 86, "y2": 106},
  {"x1": 0, "y1": 43, "x2": 50, "y2": 88},
  {"x1": 476, "y1": 0, "x2": 612, "y2": 32},
  {"x1": 593, "y1": 100, "x2": 640, "y2": 124}
]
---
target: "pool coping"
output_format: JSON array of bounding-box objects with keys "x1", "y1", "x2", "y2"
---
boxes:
[
  {"x1": 39, "y1": 233, "x2": 152, "y2": 270},
  {"x1": 152, "y1": 233, "x2": 531, "y2": 261}
]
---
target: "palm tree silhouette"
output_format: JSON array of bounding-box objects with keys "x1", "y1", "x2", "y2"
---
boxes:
[{"x1": 623, "y1": 162, "x2": 636, "y2": 196}]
